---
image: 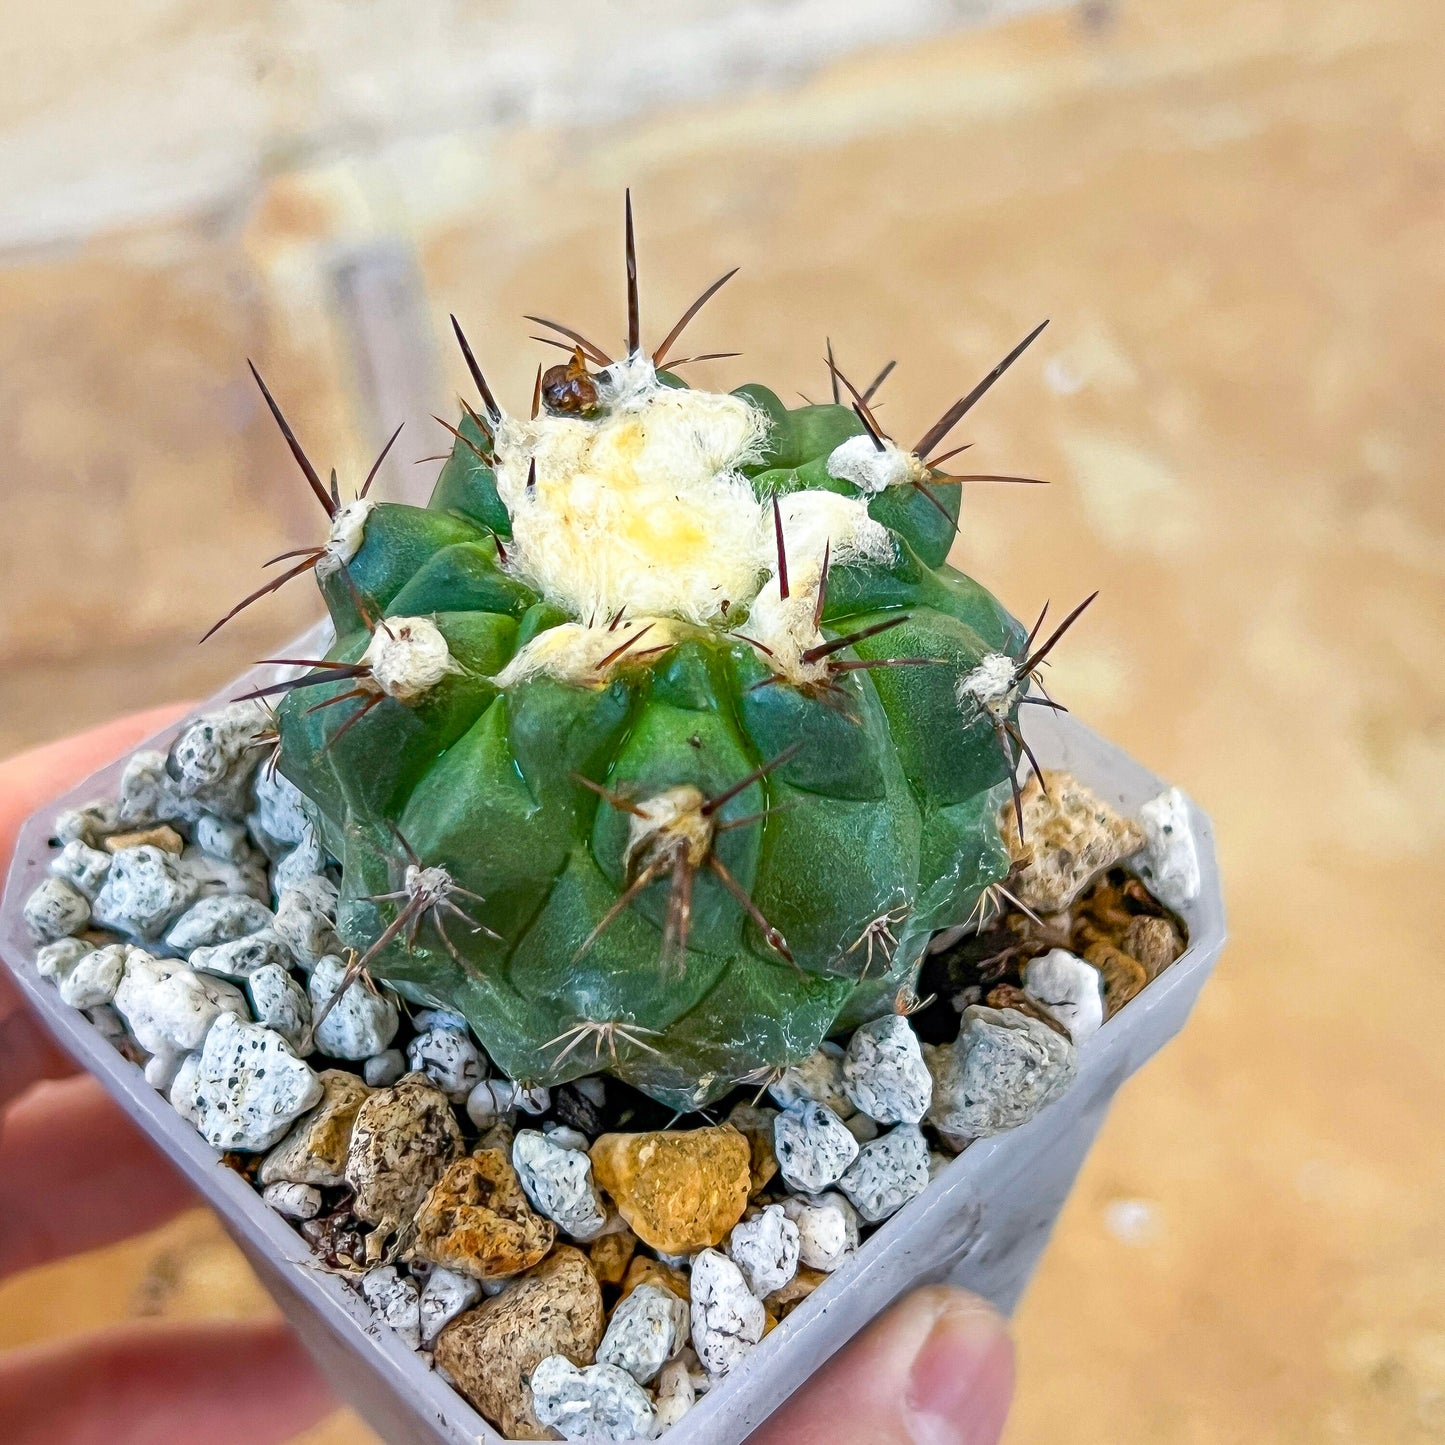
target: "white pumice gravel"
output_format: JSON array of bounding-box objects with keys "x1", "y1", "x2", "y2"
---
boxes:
[
  {"x1": 57, "y1": 944, "x2": 130, "y2": 1010},
  {"x1": 406, "y1": 1026, "x2": 486, "y2": 1101},
  {"x1": 168, "y1": 1052, "x2": 203, "y2": 1126},
  {"x1": 727, "y1": 1204, "x2": 800, "y2": 1299},
  {"x1": 466, "y1": 1078, "x2": 546, "y2": 1128},
  {"x1": 597, "y1": 1282, "x2": 689, "y2": 1385},
  {"x1": 364, "y1": 1048, "x2": 407, "y2": 1088},
  {"x1": 412, "y1": 1007, "x2": 468, "y2": 1033},
  {"x1": 86, "y1": 1003, "x2": 135, "y2": 1055},
  {"x1": 23, "y1": 876, "x2": 91, "y2": 941},
  {"x1": 189, "y1": 1013, "x2": 324, "y2": 1152},
  {"x1": 181, "y1": 845, "x2": 270, "y2": 904},
  {"x1": 165, "y1": 701, "x2": 269, "y2": 819},
  {"x1": 272, "y1": 828, "x2": 327, "y2": 899},
  {"x1": 35, "y1": 936, "x2": 91, "y2": 981},
  {"x1": 50, "y1": 839, "x2": 112, "y2": 899},
  {"x1": 273, "y1": 877, "x2": 340, "y2": 966},
  {"x1": 262, "y1": 1181, "x2": 322, "y2": 1221},
  {"x1": 653, "y1": 1357, "x2": 696, "y2": 1431},
  {"x1": 542, "y1": 1122, "x2": 591, "y2": 1153},
  {"x1": 1022, "y1": 949, "x2": 1105, "y2": 1042},
  {"x1": 774, "y1": 1099, "x2": 860, "y2": 1193},
  {"x1": 1135, "y1": 786, "x2": 1201, "y2": 913},
  {"x1": 927, "y1": 1004, "x2": 1078, "y2": 1141},
  {"x1": 92, "y1": 846, "x2": 197, "y2": 940},
  {"x1": 53, "y1": 799, "x2": 122, "y2": 847},
  {"x1": 246, "y1": 963, "x2": 311, "y2": 1052},
  {"x1": 529, "y1": 1355, "x2": 658, "y2": 1441},
  {"x1": 690, "y1": 1249, "x2": 766, "y2": 1378},
  {"x1": 113, "y1": 952, "x2": 248, "y2": 1067},
  {"x1": 842, "y1": 1012, "x2": 933, "y2": 1124},
  {"x1": 194, "y1": 813, "x2": 252, "y2": 863},
  {"x1": 418, "y1": 1267, "x2": 483, "y2": 1346},
  {"x1": 839, "y1": 1123, "x2": 931, "y2": 1223},
  {"x1": 512, "y1": 1129, "x2": 608, "y2": 1241},
  {"x1": 117, "y1": 749, "x2": 177, "y2": 826},
  {"x1": 189, "y1": 930, "x2": 294, "y2": 980},
  {"x1": 779, "y1": 1192, "x2": 860, "y2": 1272},
  {"x1": 164, "y1": 894, "x2": 275, "y2": 954},
  {"x1": 360, "y1": 1265, "x2": 423, "y2": 1350},
  {"x1": 307, "y1": 955, "x2": 400, "y2": 1060},
  {"x1": 248, "y1": 767, "x2": 309, "y2": 856},
  {"x1": 768, "y1": 1041, "x2": 854, "y2": 1117}
]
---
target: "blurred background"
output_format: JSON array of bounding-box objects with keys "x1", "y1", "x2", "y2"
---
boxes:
[{"x1": 1, "y1": 0, "x2": 1442, "y2": 1440}]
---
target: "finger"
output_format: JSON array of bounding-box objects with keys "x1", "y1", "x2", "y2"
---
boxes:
[
  {"x1": 749, "y1": 1285, "x2": 1015, "y2": 1445},
  {"x1": 0, "y1": 704, "x2": 190, "y2": 1107},
  {"x1": 0, "y1": 1075, "x2": 194, "y2": 1281},
  {"x1": 0, "y1": 1318, "x2": 335, "y2": 1445}
]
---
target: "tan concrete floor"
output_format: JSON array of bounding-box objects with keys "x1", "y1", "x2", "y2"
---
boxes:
[{"x1": 1, "y1": 0, "x2": 1442, "y2": 1440}]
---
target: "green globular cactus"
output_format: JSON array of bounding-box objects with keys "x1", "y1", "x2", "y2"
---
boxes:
[{"x1": 228, "y1": 204, "x2": 1087, "y2": 1110}]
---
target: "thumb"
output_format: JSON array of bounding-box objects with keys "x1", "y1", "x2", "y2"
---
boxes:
[{"x1": 749, "y1": 1285, "x2": 1014, "y2": 1445}]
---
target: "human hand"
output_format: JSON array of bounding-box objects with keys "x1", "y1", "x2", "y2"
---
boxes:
[
  {"x1": 748, "y1": 1285, "x2": 1014, "y2": 1444},
  {"x1": 0, "y1": 708, "x2": 334, "y2": 1445}
]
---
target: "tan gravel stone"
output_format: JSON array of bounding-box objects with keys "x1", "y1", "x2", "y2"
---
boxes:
[
  {"x1": 590, "y1": 1125, "x2": 751, "y2": 1254},
  {"x1": 434, "y1": 1245, "x2": 604, "y2": 1440},
  {"x1": 618, "y1": 1256, "x2": 690, "y2": 1304},
  {"x1": 588, "y1": 1226, "x2": 638, "y2": 1287},
  {"x1": 1121, "y1": 913, "x2": 1184, "y2": 981},
  {"x1": 103, "y1": 825, "x2": 186, "y2": 855},
  {"x1": 1086, "y1": 942, "x2": 1149, "y2": 1017},
  {"x1": 766, "y1": 1265, "x2": 827, "y2": 1318},
  {"x1": 726, "y1": 1102, "x2": 780, "y2": 1196},
  {"x1": 344, "y1": 1073, "x2": 462, "y2": 1241},
  {"x1": 411, "y1": 1149, "x2": 556, "y2": 1280},
  {"x1": 259, "y1": 1069, "x2": 370, "y2": 1189},
  {"x1": 1000, "y1": 772, "x2": 1145, "y2": 913}
]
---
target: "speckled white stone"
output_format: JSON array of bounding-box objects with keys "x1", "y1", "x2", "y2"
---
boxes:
[
  {"x1": 412, "y1": 1007, "x2": 467, "y2": 1033},
  {"x1": 690, "y1": 1249, "x2": 765, "y2": 1378},
  {"x1": 49, "y1": 840, "x2": 112, "y2": 899},
  {"x1": 842, "y1": 1013, "x2": 932, "y2": 1124},
  {"x1": 53, "y1": 799, "x2": 122, "y2": 847},
  {"x1": 180, "y1": 845, "x2": 270, "y2": 904},
  {"x1": 838, "y1": 1123, "x2": 931, "y2": 1223},
  {"x1": 23, "y1": 876, "x2": 91, "y2": 942},
  {"x1": 1134, "y1": 786, "x2": 1201, "y2": 913},
  {"x1": 92, "y1": 846, "x2": 197, "y2": 940},
  {"x1": 189, "y1": 1013, "x2": 323, "y2": 1152},
  {"x1": 779, "y1": 1192, "x2": 859, "y2": 1273},
  {"x1": 530, "y1": 1355, "x2": 658, "y2": 1441},
  {"x1": 57, "y1": 944, "x2": 130, "y2": 1010},
  {"x1": 1022, "y1": 948, "x2": 1105, "y2": 1043},
  {"x1": 35, "y1": 936, "x2": 91, "y2": 981},
  {"x1": 113, "y1": 952, "x2": 248, "y2": 1062},
  {"x1": 597, "y1": 1282, "x2": 689, "y2": 1385},
  {"x1": 774, "y1": 1099, "x2": 859, "y2": 1193},
  {"x1": 364, "y1": 1048, "x2": 407, "y2": 1088},
  {"x1": 194, "y1": 812, "x2": 252, "y2": 864},
  {"x1": 406, "y1": 1026, "x2": 486, "y2": 1101},
  {"x1": 653, "y1": 1357, "x2": 695, "y2": 1431},
  {"x1": 465, "y1": 1078, "x2": 547, "y2": 1128},
  {"x1": 166, "y1": 701, "x2": 270, "y2": 819},
  {"x1": 927, "y1": 1004, "x2": 1077, "y2": 1140},
  {"x1": 273, "y1": 876, "x2": 340, "y2": 966},
  {"x1": 168, "y1": 1051, "x2": 203, "y2": 1126},
  {"x1": 727, "y1": 1204, "x2": 800, "y2": 1299},
  {"x1": 307, "y1": 954, "x2": 400, "y2": 1061},
  {"x1": 542, "y1": 1122, "x2": 590, "y2": 1153},
  {"x1": 246, "y1": 963, "x2": 311, "y2": 1052},
  {"x1": 361, "y1": 1265, "x2": 422, "y2": 1350},
  {"x1": 767, "y1": 1041, "x2": 854, "y2": 1117},
  {"x1": 165, "y1": 894, "x2": 275, "y2": 954},
  {"x1": 248, "y1": 766, "x2": 309, "y2": 858},
  {"x1": 189, "y1": 930, "x2": 294, "y2": 981},
  {"x1": 272, "y1": 827, "x2": 327, "y2": 900},
  {"x1": 418, "y1": 1266, "x2": 483, "y2": 1346},
  {"x1": 512, "y1": 1129, "x2": 608, "y2": 1241},
  {"x1": 263, "y1": 1180, "x2": 322, "y2": 1220},
  {"x1": 117, "y1": 749, "x2": 177, "y2": 827}
]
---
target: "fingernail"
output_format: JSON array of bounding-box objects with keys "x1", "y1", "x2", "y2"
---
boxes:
[{"x1": 905, "y1": 1299, "x2": 1012, "y2": 1445}]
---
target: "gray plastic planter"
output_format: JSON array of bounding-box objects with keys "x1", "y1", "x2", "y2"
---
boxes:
[{"x1": 1, "y1": 644, "x2": 1223, "y2": 1445}]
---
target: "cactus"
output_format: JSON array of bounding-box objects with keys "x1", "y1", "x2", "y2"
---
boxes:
[{"x1": 217, "y1": 199, "x2": 1093, "y2": 1110}]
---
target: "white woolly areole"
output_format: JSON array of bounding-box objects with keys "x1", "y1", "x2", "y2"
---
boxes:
[
  {"x1": 362, "y1": 617, "x2": 456, "y2": 701},
  {"x1": 745, "y1": 562, "x2": 829, "y2": 685},
  {"x1": 493, "y1": 376, "x2": 770, "y2": 625},
  {"x1": 315, "y1": 499, "x2": 374, "y2": 578},
  {"x1": 493, "y1": 618, "x2": 684, "y2": 688},
  {"x1": 955, "y1": 652, "x2": 1018, "y2": 720},
  {"x1": 625, "y1": 786, "x2": 711, "y2": 871},
  {"x1": 826, "y1": 434, "x2": 926, "y2": 495}
]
